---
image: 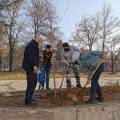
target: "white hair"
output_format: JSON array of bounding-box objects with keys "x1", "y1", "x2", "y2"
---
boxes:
[{"x1": 36, "y1": 32, "x2": 45, "y2": 39}]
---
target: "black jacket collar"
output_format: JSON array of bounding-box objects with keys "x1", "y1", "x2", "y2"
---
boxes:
[{"x1": 32, "y1": 39, "x2": 39, "y2": 46}]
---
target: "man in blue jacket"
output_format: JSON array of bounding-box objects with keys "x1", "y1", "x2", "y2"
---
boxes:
[
  {"x1": 80, "y1": 51, "x2": 105, "y2": 104},
  {"x1": 22, "y1": 33, "x2": 43, "y2": 106}
]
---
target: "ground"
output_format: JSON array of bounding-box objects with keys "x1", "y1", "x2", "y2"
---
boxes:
[
  {"x1": 0, "y1": 86, "x2": 120, "y2": 108},
  {"x1": 0, "y1": 72, "x2": 120, "y2": 120}
]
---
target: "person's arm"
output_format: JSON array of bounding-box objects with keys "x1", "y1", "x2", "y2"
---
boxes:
[
  {"x1": 60, "y1": 49, "x2": 69, "y2": 65},
  {"x1": 71, "y1": 45, "x2": 80, "y2": 52},
  {"x1": 28, "y1": 45, "x2": 37, "y2": 66},
  {"x1": 28, "y1": 45, "x2": 38, "y2": 73}
]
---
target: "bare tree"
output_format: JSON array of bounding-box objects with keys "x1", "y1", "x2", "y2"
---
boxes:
[
  {"x1": 106, "y1": 35, "x2": 120, "y2": 73},
  {"x1": 98, "y1": 4, "x2": 120, "y2": 53},
  {"x1": 44, "y1": 0, "x2": 58, "y2": 46},
  {"x1": 73, "y1": 16, "x2": 100, "y2": 51},
  {"x1": 27, "y1": 0, "x2": 57, "y2": 39},
  {"x1": 1, "y1": 0, "x2": 24, "y2": 71}
]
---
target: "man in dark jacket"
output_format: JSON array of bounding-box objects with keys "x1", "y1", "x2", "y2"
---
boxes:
[{"x1": 22, "y1": 33, "x2": 43, "y2": 106}]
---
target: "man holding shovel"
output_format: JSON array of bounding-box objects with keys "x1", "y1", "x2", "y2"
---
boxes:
[
  {"x1": 80, "y1": 51, "x2": 106, "y2": 104},
  {"x1": 61, "y1": 42, "x2": 82, "y2": 88}
]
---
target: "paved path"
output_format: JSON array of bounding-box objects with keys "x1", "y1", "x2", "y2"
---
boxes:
[
  {"x1": 0, "y1": 77, "x2": 120, "y2": 93},
  {"x1": 0, "y1": 101, "x2": 120, "y2": 120}
]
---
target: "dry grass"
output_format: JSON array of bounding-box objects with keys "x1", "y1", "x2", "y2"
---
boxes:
[
  {"x1": 0, "y1": 72, "x2": 26, "y2": 80},
  {"x1": 102, "y1": 72, "x2": 120, "y2": 77},
  {"x1": 0, "y1": 72, "x2": 120, "y2": 80}
]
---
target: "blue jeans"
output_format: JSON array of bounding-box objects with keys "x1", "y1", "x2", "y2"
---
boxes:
[
  {"x1": 91, "y1": 63, "x2": 104, "y2": 94},
  {"x1": 38, "y1": 64, "x2": 51, "y2": 88}
]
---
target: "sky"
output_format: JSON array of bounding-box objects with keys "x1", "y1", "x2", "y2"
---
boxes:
[{"x1": 55, "y1": 0, "x2": 120, "y2": 41}]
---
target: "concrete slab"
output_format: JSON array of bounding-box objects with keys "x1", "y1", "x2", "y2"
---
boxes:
[{"x1": 0, "y1": 77, "x2": 120, "y2": 93}]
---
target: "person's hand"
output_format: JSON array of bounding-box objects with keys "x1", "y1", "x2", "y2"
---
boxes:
[
  {"x1": 38, "y1": 70, "x2": 41, "y2": 74},
  {"x1": 33, "y1": 66, "x2": 38, "y2": 74},
  {"x1": 64, "y1": 61, "x2": 69, "y2": 67},
  {"x1": 82, "y1": 87, "x2": 85, "y2": 90}
]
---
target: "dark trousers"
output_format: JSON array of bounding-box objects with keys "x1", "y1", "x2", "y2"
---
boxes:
[
  {"x1": 66, "y1": 63, "x2": 80, "y2": 86},
  {"x1": 91, "y1": 63, "x2": 104, "y2": 94},
  {"x1": 45, "y1": 67, "x2": 51, "y2": 88},
  {"x1": 25, "y1": 72, "x2": 37, "y2": 104}
]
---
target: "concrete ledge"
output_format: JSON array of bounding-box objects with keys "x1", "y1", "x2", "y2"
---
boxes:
[{"x1": 0, "y1": 101, "x2": 120, "y2": 120}]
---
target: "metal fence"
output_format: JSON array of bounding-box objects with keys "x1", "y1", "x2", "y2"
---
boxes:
[{"x1": 0, "y1": 62, "x2": 120, "y2": 72}]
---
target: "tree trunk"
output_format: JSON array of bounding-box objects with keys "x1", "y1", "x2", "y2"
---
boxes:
[
  {"x1": 111, "y1": 62, "x2": 114, "y2": 73},
  {"x1": 9, "y1": 37, "x2": 13, "y2": 72},
  {"x1": 34, "y1": 30, "x2": 37, "y2": 39},
  {"x1": 102, "y1": 39, "x2": 105, "y2": 53},
  {"x1": 89, "y1": 45, "x2": 92, "y2": 51},
  {"x1": 111, "y1": 54, "x2": 115, "y2": 73},
  {"x1": 0, "y1": 52, "x2": 2, "y2": 71}
]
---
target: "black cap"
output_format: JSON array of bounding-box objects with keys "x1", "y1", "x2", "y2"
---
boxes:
[
  {"x1": 62, "y1": 42, "x2": 69, "y2": 47},
  {"x1": 46, "y1": 44, "x2": 51, "y2": 48}
]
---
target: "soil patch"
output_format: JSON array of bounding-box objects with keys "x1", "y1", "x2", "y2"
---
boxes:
[{"x1": 0, "y1": 86, "x2": 120, "y2": 108}]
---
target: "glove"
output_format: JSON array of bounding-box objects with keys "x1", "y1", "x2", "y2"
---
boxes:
[
  {"x1": 38, "y1": 70, "x2": 41, "y2": 74},
  {"x1": 64, "y1": 61, "x2": 69, "y2": 67}
]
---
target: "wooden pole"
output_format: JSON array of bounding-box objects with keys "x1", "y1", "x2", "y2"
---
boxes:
[
  {"x1": 84, "y1": 62, "x2": 102, "y2": 88},
  {"x1": 38, "y1": 30, "x2": 57, "y2": 98},
  {"x1": 77, "y1": 62, "x2": 102, "y2": 96},
  {"x1": 59, "y1": 66, "x2": 67, "y2": 89},
  {"x1": 52, "y1": 62, "x2": 57, "y2": 98}
]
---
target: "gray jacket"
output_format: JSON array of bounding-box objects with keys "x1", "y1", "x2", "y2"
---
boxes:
[{"x1": 61, "y1": 45, "x2": 80, "y2": 64}]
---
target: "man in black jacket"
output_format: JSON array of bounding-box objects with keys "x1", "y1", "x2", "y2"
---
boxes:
[
  {"x1": 38, "y1": 44, "x2": 53, "y2": 89},
  {"x1": 22, "y1": 33, "x2": 43, "y2": 106}
]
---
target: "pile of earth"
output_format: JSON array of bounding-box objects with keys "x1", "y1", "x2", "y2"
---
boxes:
[{"x1": 0, "y1": 86, "x2": 120, "y2": 108}]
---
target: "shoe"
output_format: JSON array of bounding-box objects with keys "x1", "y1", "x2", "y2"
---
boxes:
[
  {"x1": 25, "y1": 99, "x2": 37, "y2": 106},
  {"x1": 76, "y1": 84, "x2": 82, "y2": 88},
  {"x1": 97, "y1": 92, "x2": 103, "y2": 102},
  {"x1": 32, "y1": 98, "x2": 36, "y2": 102},
  {"x1": 46, "y1": 87, "x2": 51, "y2": 89},
  {"x1": 85, "y1": 93, "x2": 96, "y2": 104},
  {"x1": 66, "y1": 80, "x2": 72, "y2": 88},
  {"x1": 41, "y1": 87, "x2": 44, "y2": 90},
  {"x1": 66, "y1": 84, "x2": 72, "y2": 88},
  {"x1": 38, "y1": 84, "x2": 41, "y2": 89}
]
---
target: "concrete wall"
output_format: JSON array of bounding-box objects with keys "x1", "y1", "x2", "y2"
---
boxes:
[{"x1": 0, "y1": 101, "x2": 120, "y2": 120}]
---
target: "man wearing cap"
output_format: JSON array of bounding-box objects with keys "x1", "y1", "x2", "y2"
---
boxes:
[
  {"x1": 61, "y1": 42, "x2": 82, "y2": 88},
  {"x1": 22, "y1": 33, "x2": 43, "y2": 106}
]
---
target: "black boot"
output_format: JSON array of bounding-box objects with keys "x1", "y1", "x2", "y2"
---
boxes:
[
  {"x1": 25, "y1": 99, "x2": 37, "y2": 106},
  {"x1": 46, "y1": 86, "x2": 51, "y2": 89},
  {"x1": 66, "y1": 80, "x2": 72, "y2": 88},
  {"x1": 76, "y1": 84, "x2": 82, "y2": 88},
  {"x1": 85, "y1": 93, "x2": 96, "y2": 104},
  {"x1": 38, "y1": 84, "x2": 41, "y2": 89},
  {"x1": 97, "y1": 92, "x2": 103, "y2": 102},
  {"x1": 66, "y1": 84, "x2": 72, "y2": 88}
]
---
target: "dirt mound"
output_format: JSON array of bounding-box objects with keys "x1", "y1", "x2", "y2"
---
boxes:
[{"x1": 0, "y1": 86, "x2": 120, "y2": 108}]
